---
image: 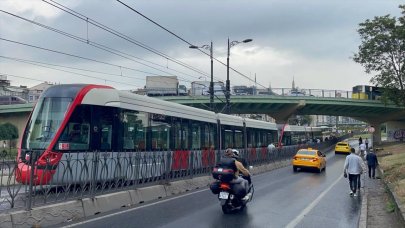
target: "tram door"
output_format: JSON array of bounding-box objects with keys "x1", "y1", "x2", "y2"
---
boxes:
[{"x1": 90, "y1": 106, "x2": 119, "y2": 151}]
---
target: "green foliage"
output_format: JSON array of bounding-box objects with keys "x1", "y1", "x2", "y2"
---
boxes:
[
  {"x1": 386, "y1": 200, "x2": 396, "y2": 213},
  {"x1": 0, "y1": 123, "x2": 19, "y2": 140},
  {"x1": 353, "y1": 5, "x2": 405, "y2": 106}
]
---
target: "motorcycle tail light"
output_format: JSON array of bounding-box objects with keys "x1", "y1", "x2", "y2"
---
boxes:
[{"x1": 220, "y1": 183, "x2": 231, "y2": 190}]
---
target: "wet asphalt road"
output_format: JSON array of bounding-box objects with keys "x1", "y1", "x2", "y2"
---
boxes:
[{"x1": 63, "y1": 142, "x2": 362, "y2": 228}]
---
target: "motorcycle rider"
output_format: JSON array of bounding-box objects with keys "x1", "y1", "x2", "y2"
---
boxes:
[
  {"x1": 218, "y1": 148, "x2": 251, "y2": 200},
  {"x1": 232, "y1": 149, "x2": 252, "y2": 184}
]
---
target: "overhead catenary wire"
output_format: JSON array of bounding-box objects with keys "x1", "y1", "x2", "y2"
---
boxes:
[
  {"x1": 116, "y1": 0, "x2": 267, "y2": 89},
  {"x1": 0, "y1": 55, "x2": 196, "y2": 86},
  {"x1": 42, "y1": 0, "x2": 212, "y2": 80},
  {"x1": 1, "y1": 70, "x2": 137, "y2": 87},
  {"x1": 0, "y1": 37, "x2": 160, "y2": 75},
  {"x1": 0, "y1": 10, "x2": 201, "y2": 84}
]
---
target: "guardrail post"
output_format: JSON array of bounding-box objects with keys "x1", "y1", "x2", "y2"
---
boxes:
[
  {"x1": 90, "y1": 153, "x2": 99, "y2": 198},
  {"x1": 165, "y1": 151, "x2": 171, "y2": 183},
  {"x1": 190, "y1": 151, "x2": 194, "y2": 178},
  {"x1": 27, "y1": 150, "x2": 37, "y2": 211}
]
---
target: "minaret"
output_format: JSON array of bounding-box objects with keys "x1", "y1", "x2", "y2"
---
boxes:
[{"x1": 292, "y1": 76, "x2": 295, "y2": 90}]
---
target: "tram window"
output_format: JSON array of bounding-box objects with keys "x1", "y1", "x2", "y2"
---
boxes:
[
  {"x1": 150, "y1": 114, "x2": 170, "y2": 151},
  {"x1": 101, "y1": 125, "x2": 111, "y2": 150},
  {"x1": 267, "y1": 132, "x2": 275, "y2": 144},
  {"x1": 98, "y1": 109, "x2": 113, "y2": 150},
  {"x1": 223, "y1": 128, "x2": 233, "y2": 149},
  {"x1": 121, "y1": 110, "x2": 147, "y2": 151},
  {"x1": 235, "y1": 130, "x2": 243, "y2": 148},
  {"x1": 203, "y1": 124, "x2": 216, "y2": 149},
  {"x1": 56, "y1": 105, "x2": 90, "y2": 151},
  {"x1": 247, "y1": 129, "x2": 256, "y2": 148},
  {"x1": 191, "y1": 122, "x2": 201, "y2": 149},
  {"x1": 258, "y1": 131, "x2": 266, "y2": 147},
  {"x1": 173, "y1": 119, "x2": 189, "y2": 150}
]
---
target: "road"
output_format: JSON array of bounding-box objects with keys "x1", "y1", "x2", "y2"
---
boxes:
[{"x1": 62, "y1": 141, "x2": 363, "y2": 228}]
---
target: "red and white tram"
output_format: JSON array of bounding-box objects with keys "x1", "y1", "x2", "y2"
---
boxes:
[{"x1": 17, "y1": 84, "x2": 289, "y2": 185}]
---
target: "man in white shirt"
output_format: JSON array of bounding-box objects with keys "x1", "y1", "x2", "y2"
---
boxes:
[
  {"x1": 359, "y1": 142, "x2": 366, "y2": 157},
  {"x1": 267, "y1": 143, "x2": 275, "y2": 151},
  {"x1": 343, "y1": 148, "x2": 364, "y2": 197}
]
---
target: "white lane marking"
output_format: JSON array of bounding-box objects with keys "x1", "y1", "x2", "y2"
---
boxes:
[
  {"x1": 62, "y1": 188, "x2": 209, "y2": 227},
  {"x1": 286, "y1": 175, "x2": 343, "y2": 228}
]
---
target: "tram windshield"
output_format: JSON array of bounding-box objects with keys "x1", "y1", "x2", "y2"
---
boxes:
[{"x1": 22, "y1": 97, "x2": 72, "y2": 150}]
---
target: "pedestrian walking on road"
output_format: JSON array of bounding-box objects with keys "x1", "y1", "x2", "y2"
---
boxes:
[
  {"x1": 365, "y1": 148, "x2": 379, "y2": 179},
  {"x1": 365, "y1": 138, "x2": 369, "y2": 150},
  {"x1": 355, "y1": 149, "x2": 366, "y2": 189},
  {"x1": 359, "y1": 142, "x2": 366, "y2": 157},
  {"x1": 358, "y1": 136, "x2": 363, "y2": 146},
  {"x1": 343, "y1": 148, "x2": 363, "y2": 197}
]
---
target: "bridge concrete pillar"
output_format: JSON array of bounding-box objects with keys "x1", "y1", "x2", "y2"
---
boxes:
[
  {"x1": 371, "y1": 123, "x2": 382, "y2": 146},
  {"x1": 270, "y1": 101, "x2": 306, "y2": 123}
]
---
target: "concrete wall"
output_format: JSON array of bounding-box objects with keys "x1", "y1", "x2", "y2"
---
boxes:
[{"x1": 386, "y1": 121, "x2": 405, "y2": 142}]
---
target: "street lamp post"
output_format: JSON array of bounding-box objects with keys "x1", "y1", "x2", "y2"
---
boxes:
[
  {"x1": 189, "y1": 42, "x2": 214, "y2": 112},
  {"x1": 226, "y1": 38, "x2": 252, "y2": 114}
]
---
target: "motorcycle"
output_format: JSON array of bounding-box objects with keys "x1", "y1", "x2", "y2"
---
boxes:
[{"x1": 211, "y1": 166, "x2": 254, "y2": 214}]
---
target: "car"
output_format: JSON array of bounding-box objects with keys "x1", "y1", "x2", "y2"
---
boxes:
[
  {"x1": 335, "y1": 141, "x2": 351, "y2": 154},
  {"x1": 292, "y1": 148, "x2": 326, "y2": 173}
]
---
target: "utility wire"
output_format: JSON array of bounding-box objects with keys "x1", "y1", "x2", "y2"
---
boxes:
[
  {"x1": 0, "y1": 10, "x2": 200, "y2": 83},
  {"x1": 42, "y1": 0, "x2": 211, "y2": 79},
  {"x1": 0, "y1": 55, "x2": 195, "y2": 85},
  {"x1": 0, "y1": 73, "x2": 50, "y2": 83},
  {"x1": 0, "y1": 37, "x2": 157, "y2": 76},
  {"x1": 116, "y1": 0, "x2": 267, "y2": 89},
  {"x1": 0, "y1": 56, "x2": 143, "y2": 87},
  {"x1": 1, "y1": 69, "x2": 136, "y2": 87}
]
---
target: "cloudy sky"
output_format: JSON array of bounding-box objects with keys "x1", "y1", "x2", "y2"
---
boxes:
[{"x1": 0, "y1": 0, "x2": 403, "y2": 91}]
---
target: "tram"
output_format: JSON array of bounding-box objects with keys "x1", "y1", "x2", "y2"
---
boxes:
[{"x1": 16, "y1": 84, "x2": 319, "y2": 185}]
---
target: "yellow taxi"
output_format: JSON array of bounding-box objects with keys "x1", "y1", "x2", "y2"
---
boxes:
[
  {"x1": 334, "y1": 142, "x2": 351, "y2": 154},
  {"x1": 292, "y1": 148, "x2": 326, "y2": 173}
]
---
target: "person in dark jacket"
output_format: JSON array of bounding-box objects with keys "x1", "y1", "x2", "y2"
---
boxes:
[
  {"x1": 365, "y1": 148, "x2": 379, "y2": 179},
  {"x1": 216, "y1": 148, "x2": 251, "y2": 199},
  {"x1": 232, "y1": 149, "x2": 251, "y2": 184}
]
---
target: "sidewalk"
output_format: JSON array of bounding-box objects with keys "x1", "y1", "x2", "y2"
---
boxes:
[{"x1": 361, "y1": 173, "x2": 404, "y2": 228}]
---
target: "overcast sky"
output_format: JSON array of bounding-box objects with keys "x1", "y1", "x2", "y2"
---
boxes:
[{"x1": 0, "y1": 0, "x2": 403, "y2": 91}]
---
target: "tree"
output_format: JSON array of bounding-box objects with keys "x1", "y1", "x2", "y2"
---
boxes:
[
  {"x1": 0, "y1": 123, "x2": 19, "y2": 141},
  {"x1": 353, "y1": 5, "x2": 405, "y2": 105}
]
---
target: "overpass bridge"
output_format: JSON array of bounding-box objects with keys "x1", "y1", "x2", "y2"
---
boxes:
[
  {"x1": 162, "y1": 95, "x2": 405, "y2": 122},
  {"x1": 162, "y1": 95, "x2": 405, "y2": 144}
]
